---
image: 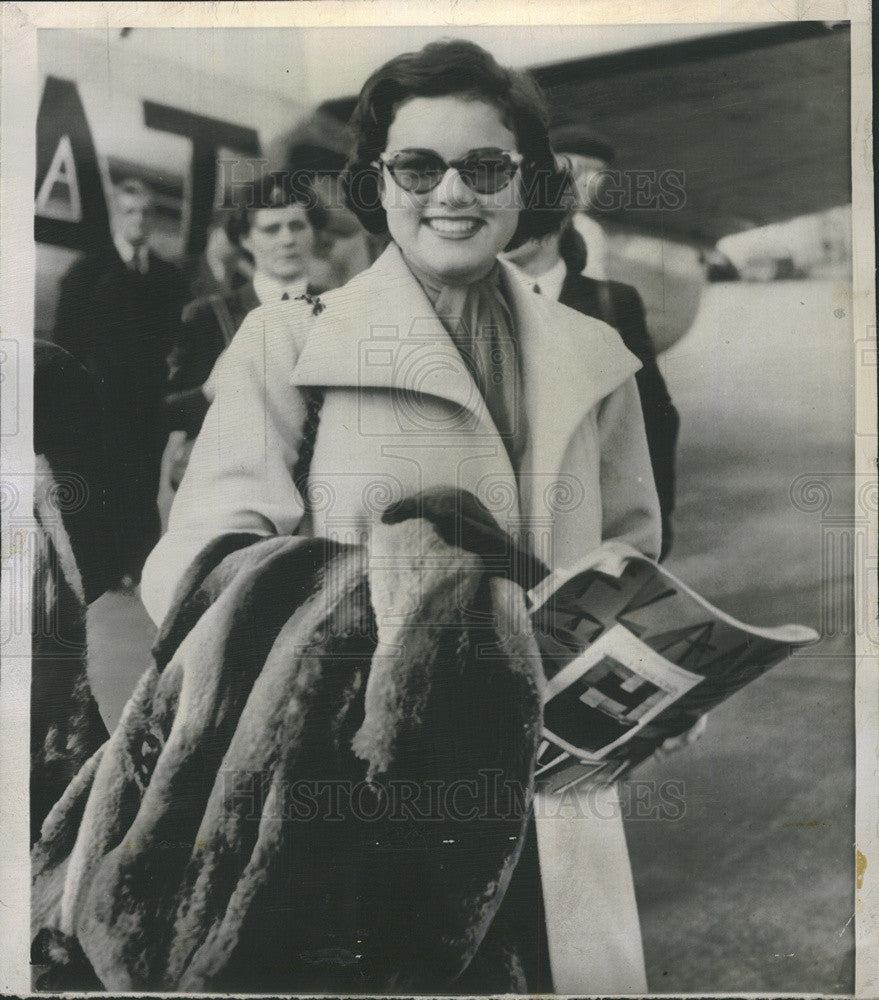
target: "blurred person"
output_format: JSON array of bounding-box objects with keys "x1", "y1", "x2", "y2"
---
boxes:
[
  {"x1": 552, "y1": 128, "x2": 616, "y2": 280},
  {"x1": 504, "y1": 217, "x2": 679, "y2": 557},
  {"x1": 308, "y1": 174, "x2": 386, "y2": 289},
  {"x1": 53, "y1": 177, "x2": 186, "y2": 588},
  {"x1": 160, "y1": 173, "x2": 327, "y2": 516},
  {"x1": 268, "y1": 103, "x2": 382, "y2": 290},
  {"x1": 143, "y1": 39, "x2": 661, "y2": 994},
  {"x1": 186, "y1": 215, "x2": 254, "y2": 301},
  {"x1": 31, "y1": 340, "x2": 111, "y2": 843}
]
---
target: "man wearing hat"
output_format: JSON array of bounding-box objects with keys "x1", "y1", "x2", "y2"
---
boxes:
[
  {"x1": 551, "y1": 127, "x2": 617, "y2": 280},
  {"x1": 161, "y1": 173, "x2": 327, "y2": 503}
]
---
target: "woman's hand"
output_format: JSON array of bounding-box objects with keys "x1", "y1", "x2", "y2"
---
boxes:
[{"x1": 382, "y1": 487, "x2": 549, "y2": 590}]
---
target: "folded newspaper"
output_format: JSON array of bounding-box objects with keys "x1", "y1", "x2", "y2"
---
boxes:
[{"x1": 527, "y1": 543, "x2": 819, "y2": 793}]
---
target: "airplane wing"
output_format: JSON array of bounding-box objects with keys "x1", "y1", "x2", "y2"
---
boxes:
[{"x1": 531, "y1": 21, "x2": 851, "y2": 247}]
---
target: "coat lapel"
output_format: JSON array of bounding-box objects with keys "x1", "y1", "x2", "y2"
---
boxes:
[
  {"x1": 497, "y1": 261, "x2": 640, "y2": 482},
  {"x1": 290, "y1": 243, "x2": 499, "y2": 436},
  {"x1": 288, "y1": 244, "x2": 640, "y2": 534}
]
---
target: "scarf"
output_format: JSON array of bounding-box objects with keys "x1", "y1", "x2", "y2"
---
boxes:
[{"x1": 405, "y1": 259, "x2": 528, "y2": 475}]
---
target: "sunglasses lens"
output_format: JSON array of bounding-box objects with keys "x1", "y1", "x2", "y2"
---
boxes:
[
  {"x1": 460, "y1": 152, "x2": 519, "y2": 193},
  {"x1": 387, "y1": 152, "x2": 446, "y2": 193}
]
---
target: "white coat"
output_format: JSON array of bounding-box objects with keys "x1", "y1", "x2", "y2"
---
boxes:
[{"x1": 142, "y1": 242, "x2": 661, "y2": 993}]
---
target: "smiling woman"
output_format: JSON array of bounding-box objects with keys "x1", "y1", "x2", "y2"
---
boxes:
[
  {"x1": 139, "y1": 38, "x2": 662, "y2": 995},
  {"x1": 341, "y1": 40, "x2": 569, "y2": 248},
  {"x1": 378, "y1": 97, "x2": 522, "y2": 285}
]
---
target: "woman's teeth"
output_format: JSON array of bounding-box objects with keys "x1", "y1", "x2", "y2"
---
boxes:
[{"x1": 425, "y1": 218, "x2": 480, "y2": 234}]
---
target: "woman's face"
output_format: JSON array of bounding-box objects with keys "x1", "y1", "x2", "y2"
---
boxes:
[{"x1": 380, "y1": 95, "x2": 522, "y2": 286}]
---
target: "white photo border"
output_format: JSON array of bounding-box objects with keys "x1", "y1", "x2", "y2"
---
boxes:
[{"x1": 2, "y1": 2, "x2": 875, "y2": 996}]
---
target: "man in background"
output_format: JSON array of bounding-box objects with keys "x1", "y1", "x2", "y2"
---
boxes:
[
  {"x1": 504, "y1": 218, "x2": 680, "y2": 558},
  {"x1": 53, "y1": 178, "x2": 185, "y2": 588},
  {"x1": 160, "y1": 172, "x2": 327, "y2": 520},
  {"x1": 552, "y1": 129, "x2": 617, "y2": 281},
  {"x1": 186, "y1": 211, "x2": 254, "y2": 301}
]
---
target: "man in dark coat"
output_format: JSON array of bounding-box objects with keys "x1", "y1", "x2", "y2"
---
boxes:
[
  {"x1": 504, "y1": 220, "x2": 679, "y2": 559},
  {"x1": 53, "y1": 178, "x2": 186, "y2": 586},
  {"x1": 164, "y1": 171, "x2": 328, "y2": 442},
  {"x1": 162, "y1": 273, "x2": 260, "y2": 442}
]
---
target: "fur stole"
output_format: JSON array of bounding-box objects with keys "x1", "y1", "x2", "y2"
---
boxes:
[{"x1": 32, "y1": 494, "x2": 543, "y2": 993}]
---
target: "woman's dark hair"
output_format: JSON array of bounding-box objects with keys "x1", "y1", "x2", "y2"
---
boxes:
[
  {"x1": 341, "y1": 39, "x2": 570, "y2": 246},
  {"x1": 224, "y1": 171, "x2": 328, "y2": 257}
]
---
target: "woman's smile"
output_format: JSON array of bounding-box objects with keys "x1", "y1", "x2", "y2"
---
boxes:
[{"x1": 422, "y1": 215, "x2": 486, "y2": 237}]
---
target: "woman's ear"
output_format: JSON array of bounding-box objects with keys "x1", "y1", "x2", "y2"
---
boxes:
[{"x1": 376, "y1": 167, "x2": 388, "y2": 209}]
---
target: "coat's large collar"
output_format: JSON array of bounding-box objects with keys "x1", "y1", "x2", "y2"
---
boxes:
[{"x1": 290, "y1": 243, "x2": 640, "y2": 473}]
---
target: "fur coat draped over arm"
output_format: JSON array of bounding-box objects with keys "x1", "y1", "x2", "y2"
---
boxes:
[{"x1": 31, "y1": 490, "x2": 545, "y2": 994}]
